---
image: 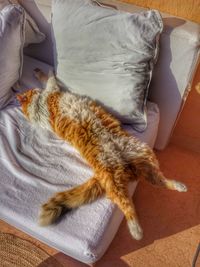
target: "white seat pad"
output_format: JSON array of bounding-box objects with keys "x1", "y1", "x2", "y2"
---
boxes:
[{"x1": 0, "y1": 56, "x2": 159, "y2": 264}]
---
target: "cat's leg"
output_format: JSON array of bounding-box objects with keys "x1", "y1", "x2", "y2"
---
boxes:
[
  {"x1": 147, "y1": 170, "x2": 187, "y2": 192},
  {"x1": 139, "y1": 163, "x2": 188, "y2": 192},
  {"x1": 106, "y1": 182, "x2": 143, "y2": 240}
]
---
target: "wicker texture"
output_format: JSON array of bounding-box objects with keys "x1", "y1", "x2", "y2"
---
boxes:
[{"x1": 0, "y1": 233, "x2": 63, "y2": 267}]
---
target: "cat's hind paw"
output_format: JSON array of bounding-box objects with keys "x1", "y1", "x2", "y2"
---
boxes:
[
  {"x1": 127, "y1": 219, "x2": 143, "y2": 240},
  {"x1": 173, "y1": 181, "x2": 188, "y2": 192}
]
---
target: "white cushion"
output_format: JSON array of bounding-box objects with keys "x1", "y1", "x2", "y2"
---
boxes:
[
  {"x1": 0, "y1": 56, "x2": 160, "y2": 264},
  {"x1": 149, "y1": 16, "x2": 200, "y2": 149},
  {"x1": 51, "y1": 0, "x2": 163, "y2": 132}
]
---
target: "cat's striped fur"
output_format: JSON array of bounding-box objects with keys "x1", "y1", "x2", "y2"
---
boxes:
[{"x1": 17, "y1": 69, "x2": 187, "y2": 240}]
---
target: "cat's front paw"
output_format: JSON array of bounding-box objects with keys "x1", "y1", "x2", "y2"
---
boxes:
[
  {"x1": 127, "y1": 219, "x2": 143, "y2": 240},
  {"x1": 173, "y1": 181, "x2": 188, "y2": 192},
  {"x1": 33, "y1": 68, "x2": 42, "y2": 79}
]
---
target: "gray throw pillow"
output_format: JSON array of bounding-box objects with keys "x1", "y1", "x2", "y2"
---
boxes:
[
  {"x1": 0, "y1": 5, "x2": 25, "y2": 108},
  {"x1": 52, "y1": 0, "x2": 163, "y2": 131}
]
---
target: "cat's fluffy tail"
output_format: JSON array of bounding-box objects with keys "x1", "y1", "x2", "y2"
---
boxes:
[{"x1": 39, "y1": 176, "x2": 103, "y2": 226}]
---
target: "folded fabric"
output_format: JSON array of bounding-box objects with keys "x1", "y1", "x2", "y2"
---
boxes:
[
  {"x1": 52, "y1": 0, "x2": 163, "y2": 132},
  {"x1": 0, "y1": 0, "x2": 45, "y2": 47},
  {"x1": 0, "y1": 5, "x2": 25, "y2": 108}
]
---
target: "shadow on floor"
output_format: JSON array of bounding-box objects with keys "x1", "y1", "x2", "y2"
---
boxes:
[{"x1": 37, "y1": 255, "x2": 64, "y2": 267}]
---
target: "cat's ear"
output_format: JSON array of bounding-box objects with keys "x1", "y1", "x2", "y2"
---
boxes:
[{"x1": 16, "y1": 94, "x2": 28, "y2": 103}]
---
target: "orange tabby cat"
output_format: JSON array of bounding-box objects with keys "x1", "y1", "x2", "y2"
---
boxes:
[{"x1": 17, "y1": 69, "x2": 187, "y2": 240}]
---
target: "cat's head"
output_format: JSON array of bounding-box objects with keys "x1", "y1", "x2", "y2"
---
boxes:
[{"x1": 17, "y1": 89, "x2": 40, "y2": 119}]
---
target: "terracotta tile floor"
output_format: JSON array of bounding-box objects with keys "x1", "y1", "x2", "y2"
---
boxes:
[{"x1": 0, "y1": 143, "x2": 200, "y2": 267}]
